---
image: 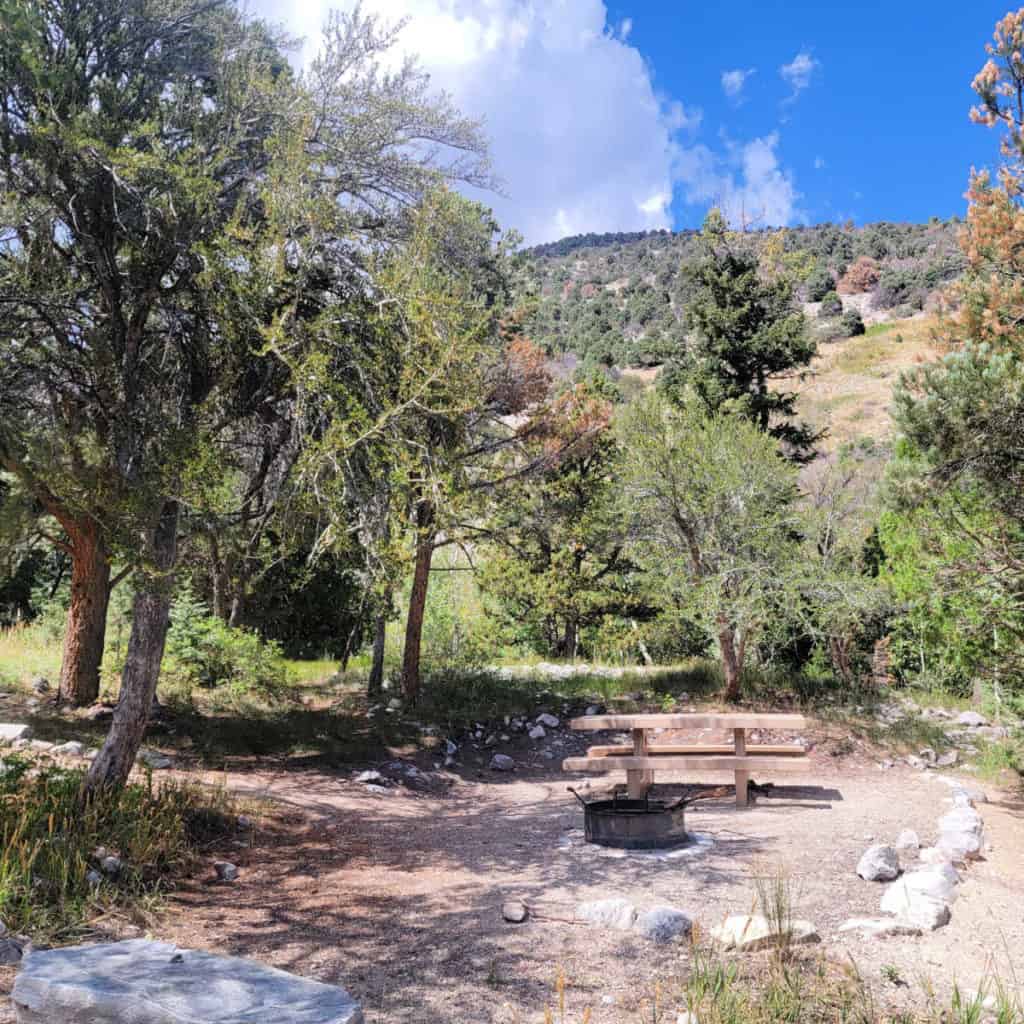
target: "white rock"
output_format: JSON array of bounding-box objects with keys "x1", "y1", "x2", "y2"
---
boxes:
[
  {"x1": 838, "y1": 918, "x2": 922, "y2": 938},
  {"x1": 527, "y1": 725, "x2": 546, "y2": 740},
  {"x1": 895, "y1": 830, "x2": 920, "y2": 854},
  {"x1": 575, "y1": 898, "x2": 638, "y2": 931},
  {"x1": 489, "y1": 754, "x2": 514, "y2": 772},
  {"x1": 0, "y1": 725, "x2": 31, "y2": 745},
  {"x1": 535, "y1": 713, "x2": 560, "y2": 729},
  {"x1": 501, "y1": 900, "x2": 528, "y2": 923},
  {"x1": 936, "y1": 830, "x2": 984, "y2": 863},
  {"x1": 880, "y1": 866, "x2": 958, "y2": 930},
  {"x1": 676, "y1": 1014, "x2": 700, "y2": 1024},
  {"x1": 633, "y1": 907, "x2": 692, "y2": 944},
  {"x1": 710, "y1": 914, "x2": 819, "y2": 952},
  {"x1": 10, "y1": 939, "x2": 363, "y2": 1023},
  {"x1": 938, "y1": 807, "x2": 983, "y2": 837},
  {"x1": 353, "y1": 770, "x2": 383, "y2": 784},
  {"x1": 51, "y1": 741, "x2": 86, "y2": 758},
  {"x1": 856, "y1": 845, "x2": 900, "y2": 881},
  {"x1": 956, "y1": 711, "x2": 988, "y2": 727}
]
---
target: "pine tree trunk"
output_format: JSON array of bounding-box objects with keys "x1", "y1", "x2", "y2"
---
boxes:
[
  {"x1": 83, "y1": 500, "x2": 179, "y2": 796},
  {"x1": 400, "y1": 502, "x2": 435, "y2": 703},
  {"x1": 59, "y1": 521, "x2": 112, "y2": 706},
  {"x1": 719, "y1": 624, "x2": 742, "y2": 702},
  {"x1": 368, "y1": 612, "x2": 387, "y2": 697}
]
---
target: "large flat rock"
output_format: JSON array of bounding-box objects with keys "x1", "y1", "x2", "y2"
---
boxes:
[{"x1": 12, "y1": 940, "x2": 363, "y2": 1024}]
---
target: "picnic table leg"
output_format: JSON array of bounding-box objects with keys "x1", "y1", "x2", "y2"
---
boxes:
[
  {"x1": 733, "y1": 728, "x2": 749, "y2": 808},
  {"x1": 627, "y1": 728, "x2": 652, "y2": 799}
]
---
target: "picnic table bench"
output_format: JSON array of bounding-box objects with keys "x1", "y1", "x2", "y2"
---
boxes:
[{"x1": 562, "y1": 712, "x2": 809, "y2": 808}]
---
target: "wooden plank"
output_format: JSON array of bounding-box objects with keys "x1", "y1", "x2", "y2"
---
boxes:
[
  {"x1": 585, "y1": 744, "x2": 807, "y2": 758},
  {"x1": 627, "y1": 727, "x2": 651, "y2": 799},
  {"x1": 562, "y1": 755, "x2": 809, "y2": 772},
  {"x1": 569, "y1": 713, "x2": 807, "y2": 731},
  {"x1": 734, "y1": 728, "x2": 749, "y2": 807}
]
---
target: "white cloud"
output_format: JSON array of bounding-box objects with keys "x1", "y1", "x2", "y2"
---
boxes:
[
  {"x1": 675, "y1": 132, "x2": 800, "y2": 228},
  {"x1": 780, "y1": 50, "x2": 819, "y2": 99},
  {"x1": 249, "y1": 0, "x2": 683, "y2": 244},
  {"x1": 721, "y1": 67, "x2": 756, "y2": 99}
]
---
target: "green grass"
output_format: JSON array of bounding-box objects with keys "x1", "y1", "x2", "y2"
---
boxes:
[
  {"x1": 0, "y1": 624, "x2": 62, "y2": 689},
  {"x1": 0, "y1": 757, "x2": 236, "y2": 943}
]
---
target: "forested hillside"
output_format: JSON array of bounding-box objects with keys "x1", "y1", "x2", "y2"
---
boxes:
[{"x1": 510, "y1": 220, "x2": 965, "y2": 369}]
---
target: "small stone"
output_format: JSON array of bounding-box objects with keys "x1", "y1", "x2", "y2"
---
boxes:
[
  {"x1": 838, "y1": 918, "x2": 921, "y2": 938},
  {"x1": 353, "y1": 770, "x2": 383, "y2": 785},
  {"x1": 936, "y1": 750, "x2": 958, "y2": 767},
  {"x1": 528, "y1": 725, "x2": 546, "y2": 740},
  {"x1": 956, "y1": 711, "x2": 988, "y2": 727},
  {"x1": 489, "y1": 754, "x2": 514, "y2": 772},
  {"x1": 501, "y1": 900, "x2": 528, "y2": 923},
  {"x1": 444, "y1": 740, "x2": 458, "y2": 755},
  {"x1": 82, "y1": 705, "x2": 114, "y2": 722},
  {"x1": 710, "y1": 914, "x2": 820, "y2": 951},
  {"x1": 575, "y1": 898, "x2": 638, "y2": 931},
  {"x1": 905, "y1": 755, "x2": 925, "y2": 769},
  {"x1": 137, "y1": 749, "x2": 172, "y2": 770},
  {"x1": 31, "y1": 677, "x2": 50, "y2": 695},
  {"x1": 584, "y1": 706, "x2": 600, "y2": 717},
  {"x1": 387, "y1": 698, "x2": 402, "y2": 710},
  {"x1": 0, "y1": 938, "x2": 23, "y2": 965},
  {"x1": 214, "y1": 861, "x2": 239, "y2": 882},
  {"x1": 362, "y1": 784, "x2": 391, "y2": 795},
  {"x1": 633, "y1": 907, "x2": 692, "y2": 944},
  {"x1": 535, "y1": 713, "x2": 560, "y2": 729},
  {"x1": 918, "y1": 747, "x2": 937, "y2": 765},
  {"x1": 857, "y1": 845, "x2": 900, "y2": 882},
  {"x1": 100, "y1": 856, "x2": 124, "y2": 878},
  {"x1": 895, "y1": 830, "x2": 920, "y2": 855}
]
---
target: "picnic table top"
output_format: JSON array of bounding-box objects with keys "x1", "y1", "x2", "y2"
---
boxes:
[{"x1": 569, "y1": 712, "x2": 807, "y2": 731}]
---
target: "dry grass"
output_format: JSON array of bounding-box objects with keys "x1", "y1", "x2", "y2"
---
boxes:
[
  {"x1": 0, "y1": 624, "x2": 62, "y2": 690},
  {"x1": 788, "y1": 316, "x2": 943, "y2": 450}
]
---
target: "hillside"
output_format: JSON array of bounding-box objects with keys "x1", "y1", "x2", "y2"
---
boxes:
[{"x1": 510, "y1": 220, "x2": 963, "y2": 373}]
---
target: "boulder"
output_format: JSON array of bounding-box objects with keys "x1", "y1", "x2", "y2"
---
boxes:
[
  {"x1": 633, "y1": 907, "x2": 692, "y2": 944},
  {"x1": 489, "y1": 754, "x2": 514, "y2": 772},
  {"x1": 710, "y1": 914, "x2": 819, "y2": 952},
  {"x1": 880, "y1": 865, "x2": 958, "y2": 930},
  {"x1": 856, "y1": 845, "x2": 900, "y2": 881},
  {"x1": 938, "y1": 807, "x2": 983, "y2": 837},
  {"x1": 11, "y1": 940, "x2": 363, "y2": 1023},
  {"x1": 574, "y1": 898, "x2": 638, "y2": 931},
  {"x1": 935, "y1": 751, "x2": 958, "y2": 768},
  {"x1": 0, "y1": 724, "x2": 30, "y2": 745},
  {"x1": 527, "y1": 725, "x2": 546, "y2": 740},
  {"x1": 51, "y1": 742, "x2": 86, "y2": 758}
]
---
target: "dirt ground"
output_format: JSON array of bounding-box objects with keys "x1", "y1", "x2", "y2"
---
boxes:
[{"x1": 74, "y1": 730, "x2": 1022, "y2": 1023}]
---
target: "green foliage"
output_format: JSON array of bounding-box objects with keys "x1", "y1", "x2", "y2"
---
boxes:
[
  {"x1": 841, "y1": 309, "x2": 866, "y2": 337},
  {"x1": 661, "y1": 210, "x2": 819, "y2": 459},
  {"x1": 804, "y1": 267, "x2": 835, "y2": 302},
  {"x1": 618, "y1": 392, "x2": 802, "y2": 694},
  {"x1": 164, "y1": 585, "x2": 288, "y2": 703},
  {"x1": 818, "y1": 291, "x2": 843, "y2": 317},
  {"x1": 0, "y1": 757, "x2": 234, "y2": 941}
]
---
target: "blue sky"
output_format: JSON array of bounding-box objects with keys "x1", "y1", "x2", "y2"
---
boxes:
[{"x1": 254, "y1": 0, "x2": 1016, "y2": 242}]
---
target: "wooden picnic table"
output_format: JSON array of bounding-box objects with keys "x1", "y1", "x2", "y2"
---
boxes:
[{"x1": 562, "y1": 712, "x2": 809, "y2": 808}]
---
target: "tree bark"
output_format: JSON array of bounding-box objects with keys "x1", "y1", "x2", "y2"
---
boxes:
[
  {"x1": 400, "y1": 501, "x2": 436, "y2": 703},
  {"x1": 718, "y1": 623, "x2": 742, "y2": 702},
  {"x1": 368, "y1": 611, "x2": 387, "y2": 697},
  {"x1": 59, "y1": 521, "x2": 112, "y2": 706},
  {"x1": 83, "y1": 500, "x2": 179, "y2": 796}
]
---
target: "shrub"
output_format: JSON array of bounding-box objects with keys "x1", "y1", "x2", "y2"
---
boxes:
[
  {"x1": 803, "y1": 268, "x2": 834, "y2": 302},
  {"x1": 818, "y1": 291, "x2": 843, "y2": 317},
  {"x1": 841, "y1": 309, "x2": 866, "y2": 337},
  {"x1": 0, "y1": 758, "x2": 234, "y2": 940},
  {"x1": 837, "y1": 256, "x2": 880, "y2": 295},
  {"x1": 164, "y1": 586, "x2": 288, "y2": 703}
]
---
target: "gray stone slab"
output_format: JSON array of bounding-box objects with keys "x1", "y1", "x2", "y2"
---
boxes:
[
  {"x1": 0, "y1": 724, "x2": 30, "y2": 745},
  {"x1": 12, "y1": 940, "x2": 363, "y2": 1023}
]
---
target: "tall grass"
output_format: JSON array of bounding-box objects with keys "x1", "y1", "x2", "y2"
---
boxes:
[{"x1": 0, "y1": 757, "x2": 235, "y2": 941}]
